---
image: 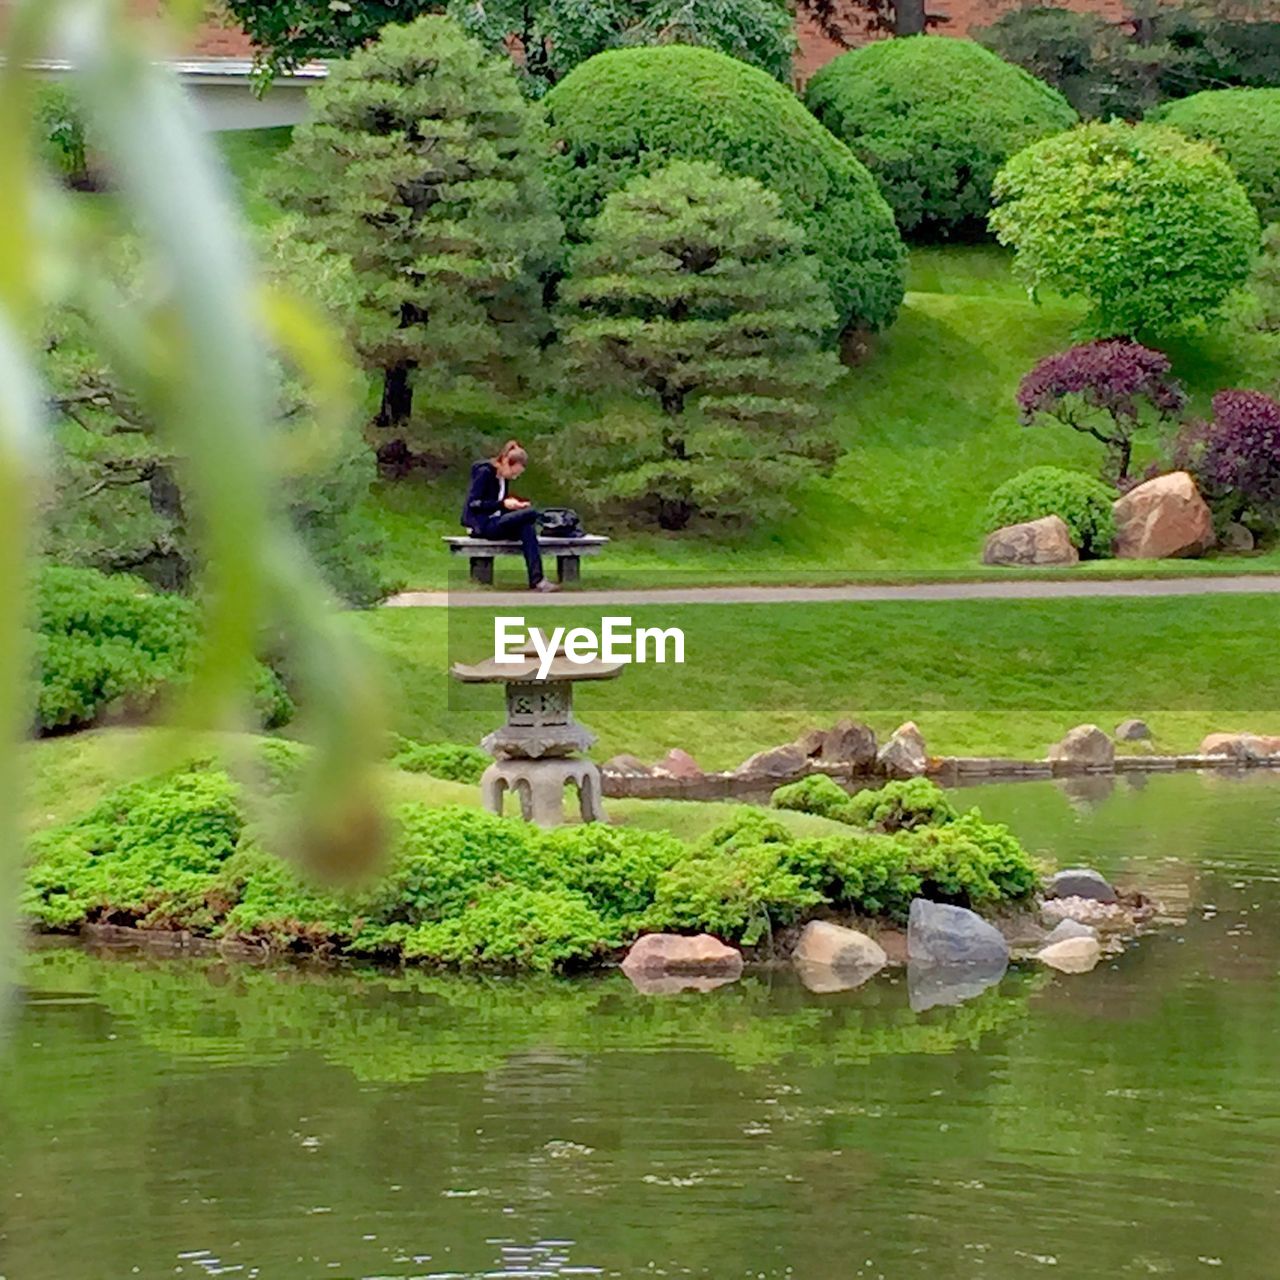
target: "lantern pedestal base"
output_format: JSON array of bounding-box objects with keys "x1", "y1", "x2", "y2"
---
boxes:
[{"x1": 480, "y1": 758, "x2": 606, "y2": 828}]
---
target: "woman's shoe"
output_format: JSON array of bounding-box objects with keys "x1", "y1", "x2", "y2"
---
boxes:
[{"x1": 532, "y1": 579, "x2": 561, "y2": 593}]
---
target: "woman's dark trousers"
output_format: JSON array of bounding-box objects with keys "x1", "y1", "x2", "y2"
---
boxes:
[{"x1": 475, "y1": 509, "x2": 543, "y2": 586}]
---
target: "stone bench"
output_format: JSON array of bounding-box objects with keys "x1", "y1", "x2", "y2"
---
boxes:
[{"x1": 444, "y1": 534, "x2": 609, "y2": 585}]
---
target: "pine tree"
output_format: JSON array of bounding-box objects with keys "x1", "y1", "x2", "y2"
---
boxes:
[
  {"x1": 554, "y1": 160, "x2": 841, "y2": 530},
  {"x1": 276, "y1": 16, "x2": 563, "y2": 464}
]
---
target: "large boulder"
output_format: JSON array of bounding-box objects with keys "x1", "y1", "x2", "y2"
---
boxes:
[
  {"x1": 1200, "y1": 732, "x2": 1277, "y2": 761},
  {"x1": 1048, "y1": 724, "x2": 1114, "y2": 768},
  {"x1": 792, "y1": 921, "x2": 887, "y2": 983},
  {"x1": 819, "y1": 719, "x2": 878, "y2": 770},
  {"x1": 907, "y1": 899, "x2": 1010, "y2": 967},
  {"x1": 652, "y1": 748, "x2": 704, "y2": 780},
  {"x1": 878, "y1": 721, "x2": 927, "y2": 779},
  {"x1": 983, "y1": 514, "x2": 1079, "y2": 566},
  {"x1": 733, "y1": 742, "x2": 809, "y2": 781},
  {"x1": 1112, "y1": 471, "x2": 1214, "y2": 559},
  {"x1": 1037, "y1": 935, "x2": 1102, "y2": 973},
  {"x1": 621, "y1": 933, "x2": 743, "y2": 978},
  {"x1": 1047, "y1": 868, "x2": 1117, "y2": 903}
]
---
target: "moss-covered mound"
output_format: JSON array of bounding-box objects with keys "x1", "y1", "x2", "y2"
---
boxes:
[
  {"x1": 542, "y1": 45, "x2": 907, "y2": 334},
  {"x1": 805, "y1": 36, "x2": 1077, "y2": 237},
  {"x1": 1151, "y1": 88, "x2": 1280, "y2": 223},
  {"x1": 23, "y1": 765, "x2": 1038, "y2": 972}
]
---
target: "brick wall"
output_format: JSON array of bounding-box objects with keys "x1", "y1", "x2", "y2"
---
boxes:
[{"x1": 796, "y1": 0, "x2": 1142, "y2": 81}]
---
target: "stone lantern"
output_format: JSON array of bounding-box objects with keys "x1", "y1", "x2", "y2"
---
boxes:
[{"x1": 450, "y1": 641, "x2": 622, "y2": 827}]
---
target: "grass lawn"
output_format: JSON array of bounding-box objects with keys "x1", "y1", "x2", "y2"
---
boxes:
[
  {"x1": 24, "y1": 727, "x2": 851, "y2": 843},
  {"x1": 358, "y1": 245, "x2": 1280, "y2": 590},
  {"x1": 357, "y1": 593, "x2": 1280, "y2": 769}
]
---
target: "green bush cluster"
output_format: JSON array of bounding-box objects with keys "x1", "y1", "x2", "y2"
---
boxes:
[
  {"x1": 388, "y1": 736, "x2": 490, "y2": 783},
  {"x1": 1151, "y1": 88, "x2": 1280, "y2": 224},
  {"x1": 986, "y1": 466, "x2": 1117, "y2": 558},
  {"x1": 24, "y1": 765, "x2": 1039, "y2": 971},
  {"x1": 773, "y1": 775, "x2": 959, "y2": 832},
  {"x1": 542, "y1": 45, "x2": 907, "y2": 335},
  {"x1": 990, "y1": 121, "x2": 1260, "y2": 336},
  {"x1": 35, "y1": 565, "x2": 293, "y2": 734},
  {"x1": 35, "y1": 84, "x2": 89, "y2": 183},
  {"x1": 805, "y1": 37, "x2": 1076, "y2": 238}
]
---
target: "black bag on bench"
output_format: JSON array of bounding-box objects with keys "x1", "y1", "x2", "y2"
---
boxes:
[{"x1": 537, "y1": 507, "x2": 585, "y2": 538}]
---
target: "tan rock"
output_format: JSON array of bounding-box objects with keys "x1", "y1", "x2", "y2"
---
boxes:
[
  {"x1": 733, "y1": 743, "x2": 809, "y2": 780},
  {"x1": 652, "y1": 748, "x2": 703, "y2": 780},
  {"x1": 1048, "y1": 724, "x2": 1115, "y2": 767},
  {"x1": 621, "y1": 933, "x2": 743, "y2": 978},
  {"x1": 1037, "y1": 935, "x2": 1102, "y2": 973},
  {"x1": 1201, "y1": 733, "x2": 1267, "y2": 761},
  {"x1": 1113, "y1": 471, "x2": 1214, "y2": 559},
  {"x1": 983, "y1": 514, "x2": 1079, "y2": 566},
  {"x1": 878, "y1": 721, "x2": 928, "y2": 779},
  {"x1": 792, "y1": 921, "x2": 887, "y2": 979}
]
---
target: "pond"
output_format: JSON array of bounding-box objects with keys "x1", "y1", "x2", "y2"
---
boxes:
[{"x1": 3, "y1": 771, "x2": 1279, "y2": 1279}]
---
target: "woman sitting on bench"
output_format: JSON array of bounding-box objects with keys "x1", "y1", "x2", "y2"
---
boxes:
[{"x1": 461, "y1": 441, "x2": 559, "y2": 592}]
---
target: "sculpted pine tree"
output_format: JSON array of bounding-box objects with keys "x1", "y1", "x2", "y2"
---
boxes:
[
  {"x1": 555, "y1": 161, "x2": 841, "y2": 529},
  {"x1": 276, "y1": 16, "x2": 562, "y2": 463}
]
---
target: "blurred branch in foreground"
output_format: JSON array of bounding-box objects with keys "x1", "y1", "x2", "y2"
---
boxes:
[{"x1": 0, "y1": 0, "x2": 387, "y2": 1003}]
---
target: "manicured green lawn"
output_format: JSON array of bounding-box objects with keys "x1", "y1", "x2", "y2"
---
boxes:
[
  {"x1": 358, "y1": 246, "x2": 1280, "y2": 589},
  {"x1": 358, "y1": 594, "x2": 1280, "y2": 769}
]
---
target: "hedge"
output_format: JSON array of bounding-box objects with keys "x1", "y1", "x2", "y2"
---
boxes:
[
  {"x1": 542, "y1": 45, "x2": 907, "y2": 334},
  {"x1": 986, "y1": 466, "x2": 1117, "y2": 558},
  {"x1": 806, "y1": 36, "x2": 1076, "y2": 237},
  {"x1": 23, "y1": 767, "x2": 1040, "y2": 971},
  {"x1": 1151, "y1": 88, "x2": 1280, "y2": 223}
]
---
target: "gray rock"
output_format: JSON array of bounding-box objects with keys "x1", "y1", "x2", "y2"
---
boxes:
[
  {"x1": 1037, "y1": 935, "x2": 1102, "y2": 973},
  {"x1": 602, "y1": 754, "x2": 653, "y2": 777},
  {"x1": 907, "y1": 958, "x2": 1008, "y2": 1011},
  {"x1": 1047, "y1": 868, "x2": 1117, "y2": 903},
  {"x1": 791, "y1": 921, "x2": 886, "y2": 988},
  {"x1": 983, "y1": 514, "x2": 1079, "y2": 566},
  {"x1": 906, "y1": 899, "x2": 1010, "y2": 967},
  {"x1": 793, "y1": 727, "x2": 827, "y2": 758},
  {"x1": 1115, "y1": 718, "x2": 1151, "y2": 741},
  {"x1": 733, "y1": 742, "x2": 809, "y2": 780},
  {"x1": 1223, "y1": 521, "x2": 1255, "y2": 553},
  {"x1": 878, "y1": 721, "x2": 927, "y2": 779},
  {"x1": 1048, "y1": 724, "x2": 1115, "y2": 768},
  {"x1": 819, "y1": 720, "x2": 878, "y2": 770},
  {"x1": 1042, "y1": 896, "x2": 1136, "y2": 931},
  {"x1": 1043, "y1": 917, "x2": 1098, "y2": 945}
]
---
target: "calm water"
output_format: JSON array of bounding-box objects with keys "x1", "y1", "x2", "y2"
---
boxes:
[{"x1": 3, "y1": 772, "x2": 1280, "y2": 1279}]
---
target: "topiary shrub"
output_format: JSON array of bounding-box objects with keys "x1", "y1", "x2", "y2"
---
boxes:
[
  {"x1": 553, "y1": 159, "x2": 841, "y2": 530},
  {"x1": 772, "y1": 773, "x2": 855, "y2": 821},
  {"x1": 805, "y1": 36, "x2": 1076, "y2": 238},
  {"x1": 990, "y1": 121, "x2": 1261, "y2": 336},
  {"x1": 542, "y1": 44, "x2": 907, "y2": 335},
  {"x1": 389, "y1": 737, "x2": 490, "y2": 784},
  {"x1": 986, "y1": 466, "x2": 1118, "y2": 557},
  {"x1": 1151, "y1": 88, "x2": 1280, "y2": 224},
  {"x1": 843, "y1": 778, "x2": 959, "y2": 834},
  {"x1": 35, "y1": 565, "x2": 293, "y2": 733}
]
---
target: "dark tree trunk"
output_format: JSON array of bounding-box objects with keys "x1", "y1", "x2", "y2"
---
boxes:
[
  {"x1": 894, "y1": 0, "x2": 927, "y2": 36},
  {"x1": 657, "y1": 498, "x2": 693, "y2": 531},
  {"x1": 377, "y1": 364, "x2": 414, "y2": 430}
]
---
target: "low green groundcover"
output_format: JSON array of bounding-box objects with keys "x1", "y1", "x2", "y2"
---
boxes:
[{"x1": 23, "y1": 765, "x2": 1039, "y2": 971}]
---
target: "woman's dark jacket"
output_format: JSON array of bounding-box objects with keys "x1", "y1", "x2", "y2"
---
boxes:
[{"x1": 461, "y1": 461, "x2": 504, "y2": 533}]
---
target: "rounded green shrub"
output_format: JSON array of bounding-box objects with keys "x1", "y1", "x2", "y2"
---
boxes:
[
  {"x1": 844, "y1": 778, "x2": 959, "y2": 833},
  {"x1": 986, "y1": 466, "x2": 1117, "y2": 558},
  {"x1": 990, "y1": 121, "x2": 1261, "y2": 335},
  {"x1": 389, "y1": 737, "x2": 491, "y2": 784},
  {"x1": 805, "y1": 36, "x2": 1076, "y2": 237},
  {"x1": 1151, "y1": 88, "x2": 1280, "y2": 223},
  {"x1": 542, "y1": 45, "x2": 907, "y2": 333}
]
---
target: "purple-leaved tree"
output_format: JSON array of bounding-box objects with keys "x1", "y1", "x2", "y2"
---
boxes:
[
  {"x1": 1194, "y1": 390, "x2": 1280, "y2": 529},
  {"x1": 1017, "y1": 340, "x2": 1187, "y2": 484}
]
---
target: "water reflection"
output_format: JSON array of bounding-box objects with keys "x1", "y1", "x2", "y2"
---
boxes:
[{"x1": 2, "y1": 772, "x2": 1280, "y2": 1279}]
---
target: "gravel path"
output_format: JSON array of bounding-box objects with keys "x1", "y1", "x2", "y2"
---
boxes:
[{"x1": 384, "y1": 575, "x2": 1280, "y2": 609}]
